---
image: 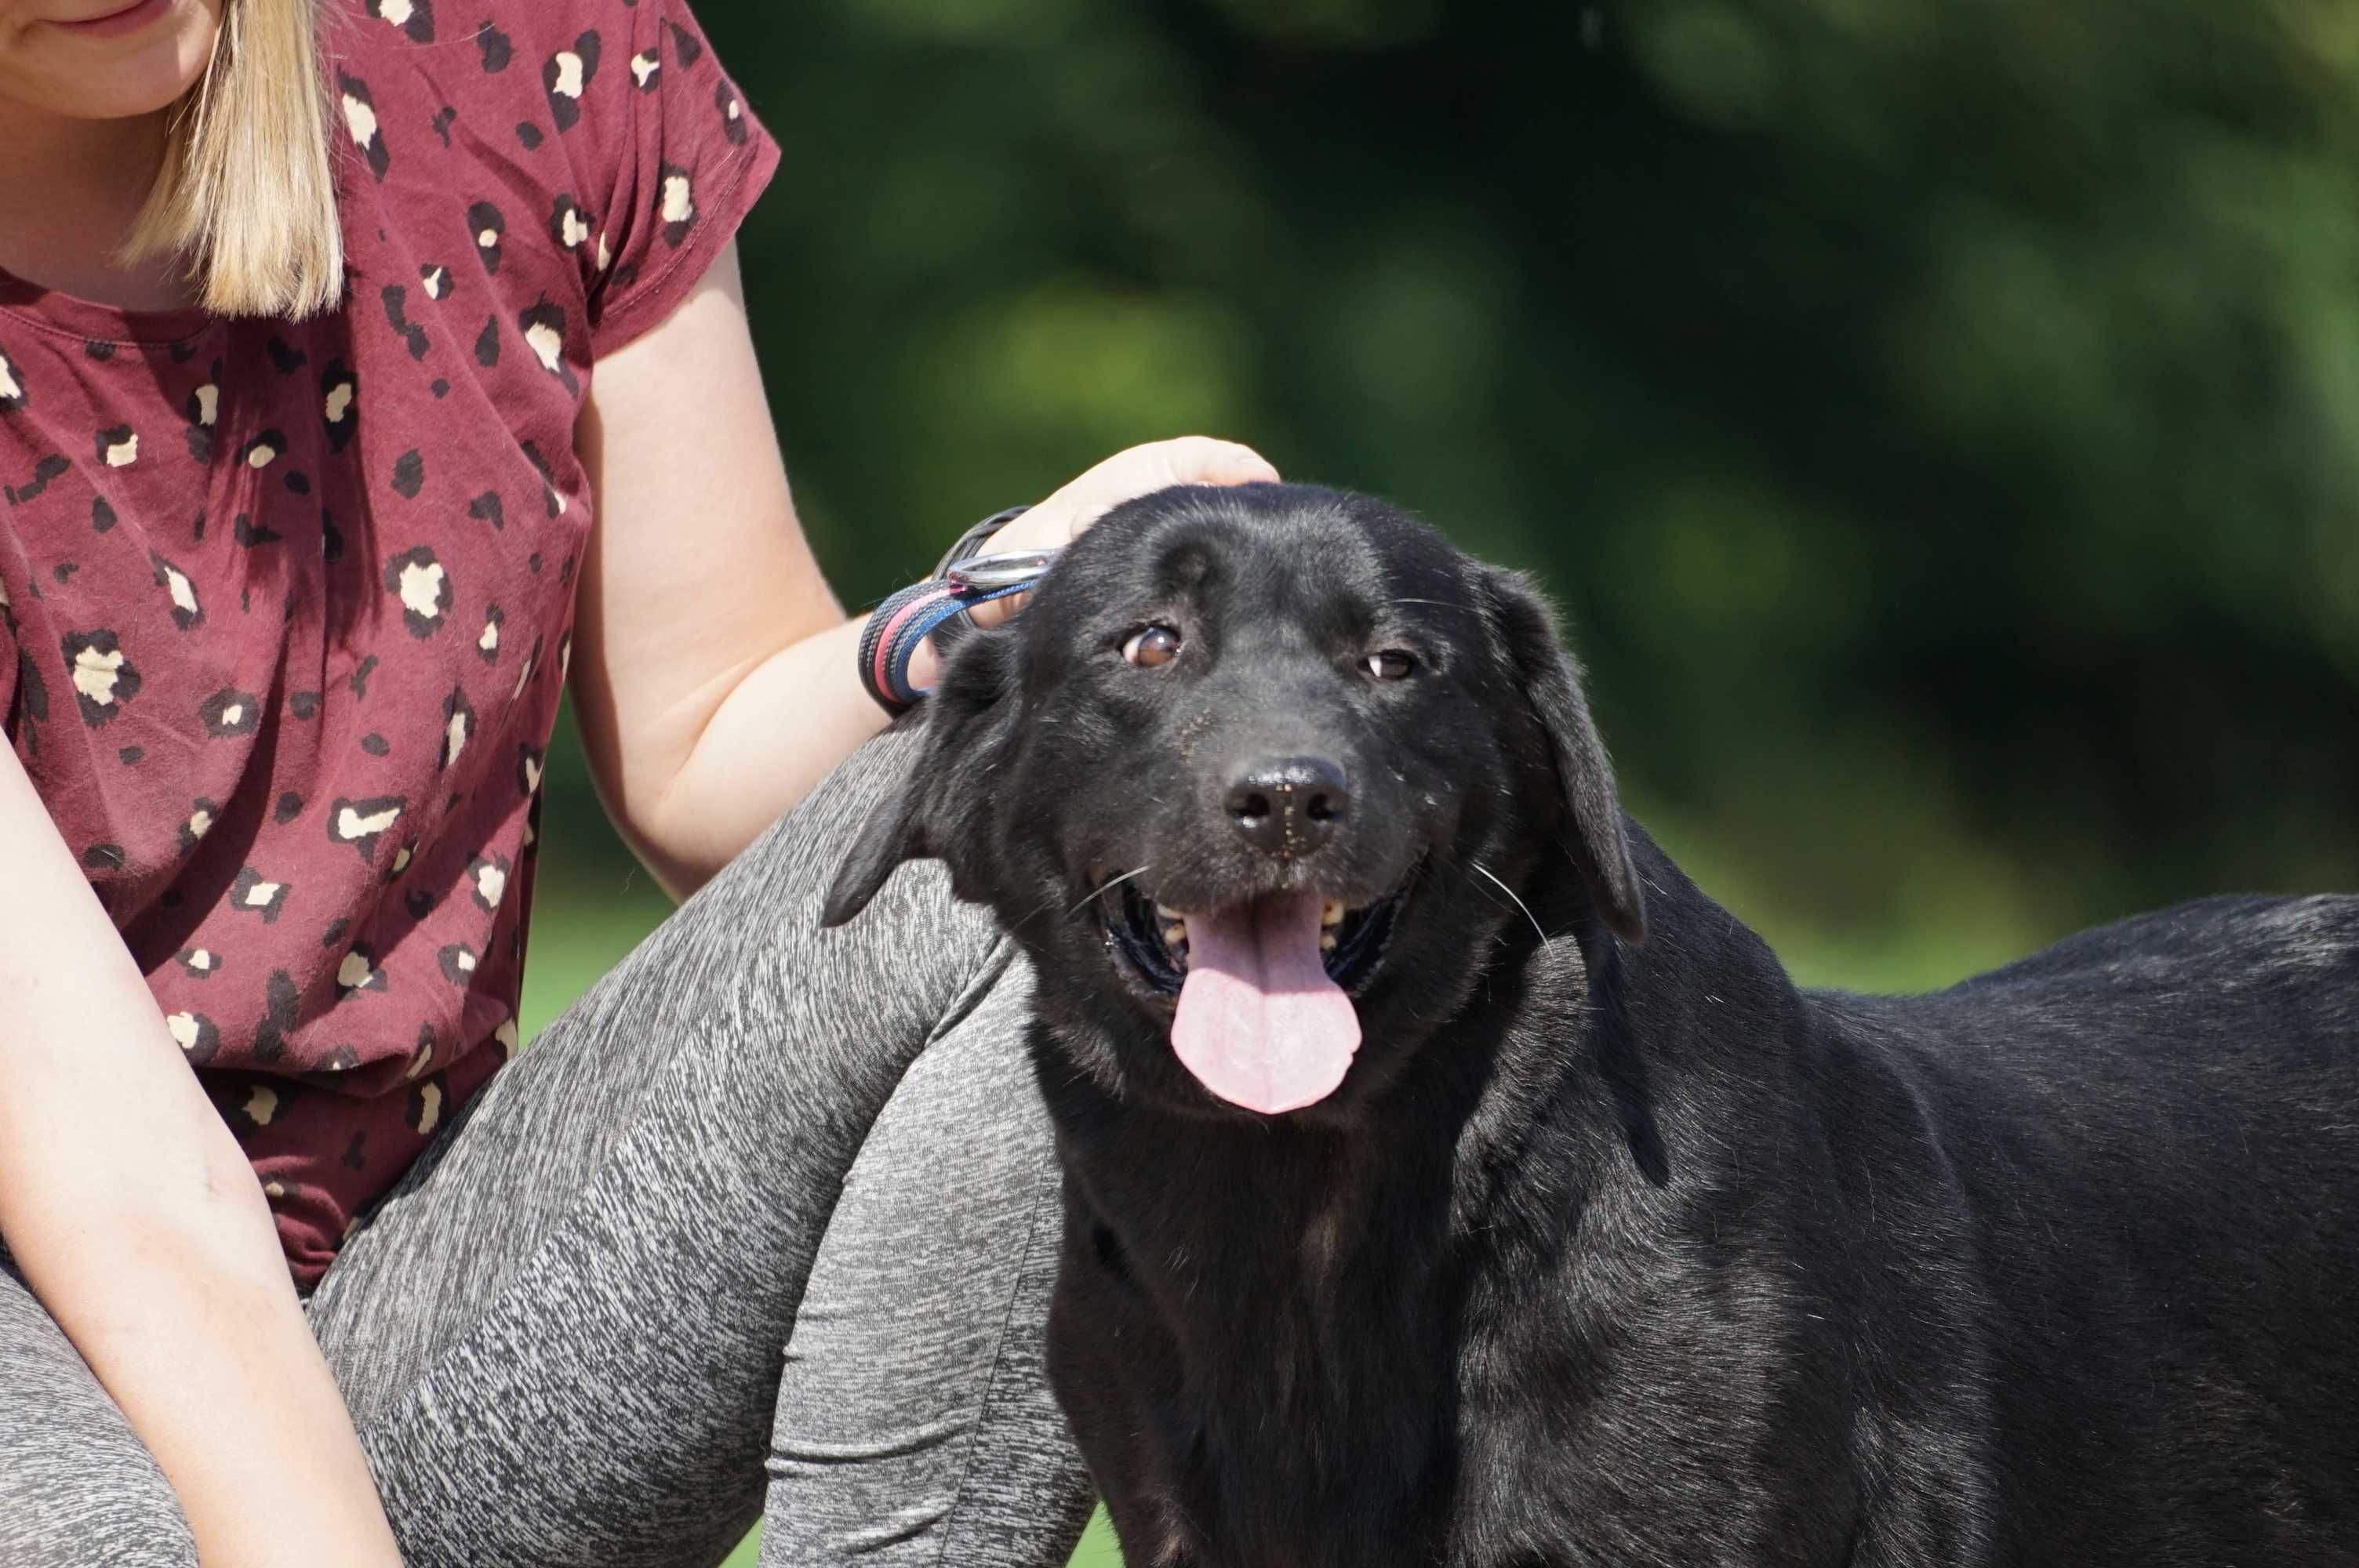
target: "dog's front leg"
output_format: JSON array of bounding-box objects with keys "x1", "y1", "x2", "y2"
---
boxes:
[{"x1": 1045, "y1": 1204, "x2": 1209, "y2": 1567}]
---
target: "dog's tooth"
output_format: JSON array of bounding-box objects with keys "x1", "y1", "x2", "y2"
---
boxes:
[
  {"x1": 1321, "y1": 898, "x2": 1344, "y2": 927},
  {"x1": 1161, "y1": 922, "x2": 1187, "y2": 948},
  {"x1": 1320, "y1": 931, "x2": 1338, "y2": 953}
]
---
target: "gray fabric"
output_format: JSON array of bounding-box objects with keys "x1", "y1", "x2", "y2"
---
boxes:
[
  {"x1": 0, "y1": 1265, "x2": 198, "y2": 1567},
  {"x1": 0, "y1": 727, "x2": 1093, "y2": 1567},
  {"x1": 760, "y1": 968, "x2": 1093, "y2": 1565}
]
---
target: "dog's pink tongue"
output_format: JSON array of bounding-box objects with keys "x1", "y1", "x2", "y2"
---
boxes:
[{"x1": 1172, "y1": 891, "x2": 1361, "y2": 1114}]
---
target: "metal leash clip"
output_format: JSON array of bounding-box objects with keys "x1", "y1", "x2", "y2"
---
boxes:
[{"x1": 945, "y1": 547, "x2": 1062, "y2": 593}]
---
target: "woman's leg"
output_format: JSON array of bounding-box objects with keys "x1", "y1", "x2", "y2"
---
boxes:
[
  {"x1": 759, "y1": 962, "x2": 1095, "y2": 1565},
  {"x1": 0, "y1": 1260, "x2": 198, "y2": 1568},
  {"x1": 305, "y1": 725, "x2": 1092, "y2": 1567}
]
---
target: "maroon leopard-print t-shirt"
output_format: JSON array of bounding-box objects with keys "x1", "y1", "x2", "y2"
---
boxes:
[{"x1": 0, "y1": 0, "x2": 776, "y2": 1283}]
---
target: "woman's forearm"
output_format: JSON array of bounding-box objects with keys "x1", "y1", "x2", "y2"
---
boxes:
[
  {"x1": 604, "y1": 614, "x2": 890, "y2": 898},
  {"x1": 0, "y1": 741, "x2": 400, "y2": 1567},
  {"x1": 20, "y1": 1190, "x2": 404, "y2": 1568}
]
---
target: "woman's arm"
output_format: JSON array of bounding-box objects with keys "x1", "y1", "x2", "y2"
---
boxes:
[
  {"x1": 572, "y1": 241, "x2": 1275, "y2": 898},
  {"x1": 0, "y1": 742, "x2": 401, "y2": 1568}
]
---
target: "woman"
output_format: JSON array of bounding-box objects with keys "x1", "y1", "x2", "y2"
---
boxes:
[{"x1": 0, "y1": 0, "x2": 1274, "y2": 1563}]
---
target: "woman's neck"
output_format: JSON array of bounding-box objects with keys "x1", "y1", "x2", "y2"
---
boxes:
[{"x1": 0, "y1": 99, "x2": 195, "y2": 312}]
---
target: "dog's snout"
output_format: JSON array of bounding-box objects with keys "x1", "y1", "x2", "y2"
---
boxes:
[{"x1": 1224, "y1": 755, "x2": 1350, "y2": 855}]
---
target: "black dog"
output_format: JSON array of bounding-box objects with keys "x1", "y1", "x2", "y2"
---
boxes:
[{"x1": 824, "y1": 485, "x2": 2359, "y2": 1566}]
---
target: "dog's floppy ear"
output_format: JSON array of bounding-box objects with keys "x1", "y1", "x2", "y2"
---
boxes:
[
  {"x1": 1476, "y1": 568, "x2": 1646, "y2": 944},
  {"x1": 820, "y1": 629, "x2": 1017, "y2": 927}
]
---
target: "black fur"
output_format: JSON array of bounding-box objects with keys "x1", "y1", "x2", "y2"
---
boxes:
[{"x1": 824, "y1": 484, "x2": 2359, "y2": 1566}]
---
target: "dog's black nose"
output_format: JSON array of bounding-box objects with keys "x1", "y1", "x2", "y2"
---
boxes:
[{"x1": 1224, "y1": 755, "x2": 1349, "y2": 855}]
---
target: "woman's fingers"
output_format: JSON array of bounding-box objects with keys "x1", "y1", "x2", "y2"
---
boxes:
[
  {"x1": 1142, "y1": 434, "x2": 1282, "y2": 492},
  {"x1": 989, "y1": 437, "x2": 1280, "y2": 554},
  {"x1": 948, "y1": 437, "x2": 1277, "y2": 632}
]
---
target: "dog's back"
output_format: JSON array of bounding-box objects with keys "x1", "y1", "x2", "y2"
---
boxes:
[{"x1": 1814, "y1": 892, "x2": 2359, "y2": 1562}]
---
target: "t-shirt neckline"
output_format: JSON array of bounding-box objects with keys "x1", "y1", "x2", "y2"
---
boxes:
[{"x1": 0, "y1": 263, "x2": 222, "y2": 347}]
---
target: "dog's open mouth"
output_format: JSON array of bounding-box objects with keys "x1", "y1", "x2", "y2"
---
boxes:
[
  {"x1": 1106, "y1": 880, "x2": 1405, "y2": 995},
  {"x1": 1100, "y1": 877, "x2": 1409, "y2": 1115}
]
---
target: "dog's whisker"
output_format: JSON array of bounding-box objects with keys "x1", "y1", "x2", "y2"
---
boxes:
[
  {"x1": 1000, "y1": 897, "x2": 1057, "y2": 937},
  {"x1": 1069, "y1": 865, "x2": 1152, "y2": 917},
  {"x1": 1469, "y1": 861, "x2": 1549, "y2": 946}
]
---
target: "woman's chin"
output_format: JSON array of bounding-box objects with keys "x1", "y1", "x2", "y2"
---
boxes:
[{"x1": 5, "y1": 0, "x2": 221, "y2": 122}]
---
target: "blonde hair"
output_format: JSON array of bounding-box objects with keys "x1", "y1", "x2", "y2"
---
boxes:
[{"x1": 123, "y1": 0, "x2": 343, "y2": 319}]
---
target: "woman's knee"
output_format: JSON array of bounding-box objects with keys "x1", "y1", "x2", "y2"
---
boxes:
[
  {"x1": 661, "y1": 727, "x2": 1010, "y2": 1047},
  {"x1": 693, "y1": 725, "x2": 940, "y2": 928}
]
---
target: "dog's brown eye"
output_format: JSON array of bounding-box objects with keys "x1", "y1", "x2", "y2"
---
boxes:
[
  {"x1": 1123, "y1": 625, "x2": 1183, "y2": 668},
  {"x1": 1365, "y1": 649, "x2": 1415, "y2": 680}
]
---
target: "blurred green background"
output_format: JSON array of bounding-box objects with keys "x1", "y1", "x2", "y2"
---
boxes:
[{"x1": 521, "y1": 0, "x2": 2359, "y2": 1562}]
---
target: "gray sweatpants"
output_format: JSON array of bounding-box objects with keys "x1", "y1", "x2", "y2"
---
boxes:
[{"x1": 0, "y1": 727, "x2": 1095, "y2": 1567}]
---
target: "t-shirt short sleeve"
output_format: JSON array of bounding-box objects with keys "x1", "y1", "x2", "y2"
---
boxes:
[{"x1": 580, "y1": 0, "x2": 780, "y2": 357}]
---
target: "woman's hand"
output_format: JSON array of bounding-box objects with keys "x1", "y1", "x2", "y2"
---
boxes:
[{"x1": 964, "y1": 437, "x2": 1280, "y2": 627}]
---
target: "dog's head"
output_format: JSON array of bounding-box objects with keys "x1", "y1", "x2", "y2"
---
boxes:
[{"x1": 824, "y1": 484, "x2": 1643, "y2": 1121}]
